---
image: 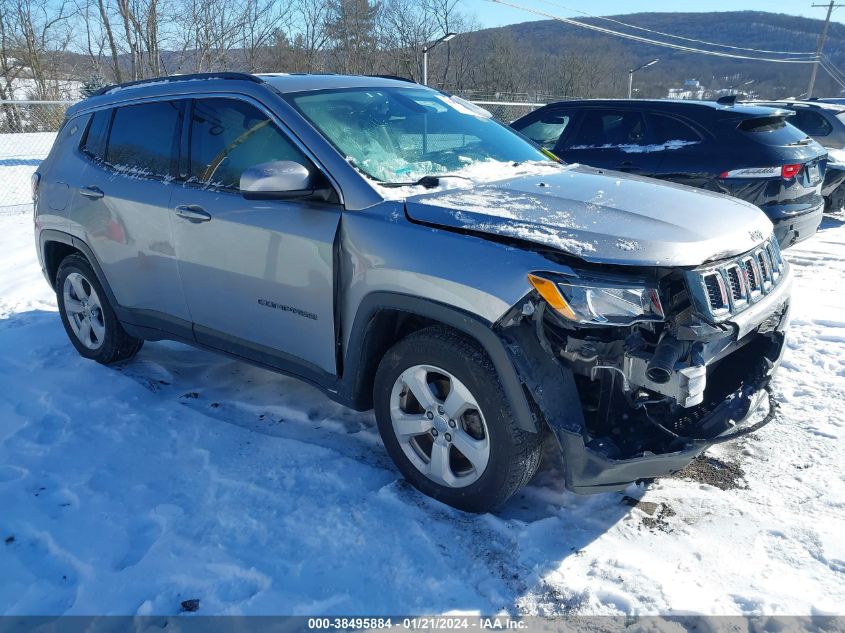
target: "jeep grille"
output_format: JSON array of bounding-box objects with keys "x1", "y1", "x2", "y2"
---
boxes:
[{"x1": 686, "y1": 235, "x2": 784, "y2": 321}]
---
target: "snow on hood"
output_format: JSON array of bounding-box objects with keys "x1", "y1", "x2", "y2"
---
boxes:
[{"x1": 404, "y1": 164, "x2": 774, "y2": 267}]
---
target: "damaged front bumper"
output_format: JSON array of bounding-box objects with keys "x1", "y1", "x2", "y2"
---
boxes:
[
  {"x1": 557, "y1": 378, "x2": 777, "y2": 494},
  {"x1": 501, "y1": 262, "x2": 792, "y2": 495}
]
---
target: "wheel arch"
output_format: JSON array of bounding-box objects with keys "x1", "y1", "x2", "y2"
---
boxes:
[
  {"x1": 40, "y1": 230, "x2": 119, "y2": 308},
  {"x1": 339, "y1": 292, "x2": 539, "y2": 434}
]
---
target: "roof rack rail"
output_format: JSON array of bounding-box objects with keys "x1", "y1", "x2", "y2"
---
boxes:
[
  {"x1": 716, "y1": 95, "x2": 738, "y2": 106},
  {"x1": 91, "y1": 72, "x2": 262, "y2": 97},
  {"x1": 367, "y1": 74, "x2": 418, "y2": 84}
]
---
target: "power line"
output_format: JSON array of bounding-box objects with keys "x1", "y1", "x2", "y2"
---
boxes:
[
  {"x1": 485, "y1": 0, "x2": 818, "y2": 63},
  {"x1": 807, "y1": 1, "x2": 845, "y2": 97},
  {"x1": 531, "y1": 0, "x2": 817, "y2": 57},
  {"x1": 820, "y1": 61, "x2": 845, "y2": 88},
  {"x1": 821, "y1": 53, "x2": 845, "y2": 83},
  {"x1": 820, "y1": 56, "x2": 845, "y2": 88}
]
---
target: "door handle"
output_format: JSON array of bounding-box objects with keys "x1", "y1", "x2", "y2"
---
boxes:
[
  {"x1": 175, "y1": 205, "x2": 211, "y2": 223},
  {"x1": 79, "y1": 186, "x2": 104, "y2": 200}
]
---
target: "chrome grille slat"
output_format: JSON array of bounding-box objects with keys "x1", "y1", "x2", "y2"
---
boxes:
[
  {"x1": 757, "y1": 250, "x2": 772, "y2": 290},
  {"x1": 744, "y1": 257, "x2": 760, "y2": 295},
  {"x1": 725, "y1": 264, "x2": 747, "y2": 307},
  {"x1": 685, "y1": 235, "x2": 785, "y2": 322},
  {"x1": 703, "y1": 272, "x2": 729, "y2": 314}
]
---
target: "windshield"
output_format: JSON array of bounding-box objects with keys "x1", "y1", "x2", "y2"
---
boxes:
[{"x1": 286, "y1": 86, "x2": 552, "y2": 185}]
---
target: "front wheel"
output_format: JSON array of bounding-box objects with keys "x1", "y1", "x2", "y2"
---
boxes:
[{"x1": 373, "y1": 327, "x2": 543, "y2": 513}]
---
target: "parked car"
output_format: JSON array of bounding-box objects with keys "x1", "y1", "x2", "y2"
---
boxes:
[
  {"x1": 751, "y1": 99, "x2": 845, "y2": 213},
  {"x1": 34, "y1": 73, "x2": 792, "y2": 512},
  {"x1": 511, "y1": 98, "x2": 827, "y2": 248}
]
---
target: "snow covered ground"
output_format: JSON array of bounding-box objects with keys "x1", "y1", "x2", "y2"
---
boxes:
[{"x1": 1, "y1": 180, "x2": 845, "y2": 616}]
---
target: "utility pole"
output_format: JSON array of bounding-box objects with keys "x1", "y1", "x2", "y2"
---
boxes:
[{"x1": 808, "y1": 1, "x2": 844, "y2": 98}]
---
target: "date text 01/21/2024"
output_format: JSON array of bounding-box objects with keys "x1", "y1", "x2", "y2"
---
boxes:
[{"x1": 306, "y1": 618, "x2": 528, "y2": 630}]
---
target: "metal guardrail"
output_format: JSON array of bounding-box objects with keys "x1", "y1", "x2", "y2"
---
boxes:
[{"x1": 0, "y1": 97, "x2": 545, "y2": 212}]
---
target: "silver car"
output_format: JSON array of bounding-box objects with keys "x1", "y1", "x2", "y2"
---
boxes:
[{"x1": 34, "y1": 73, "x2": 792, "y2": 512}]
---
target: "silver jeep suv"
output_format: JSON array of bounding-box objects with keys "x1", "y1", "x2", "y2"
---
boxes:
[{"x1": 34, "y1": 73, "x2": 792, "y2": 512}]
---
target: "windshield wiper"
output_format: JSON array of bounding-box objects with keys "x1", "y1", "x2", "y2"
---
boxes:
[{"x1": 380, "y1": 174, "x2": 474, "y2": 189}]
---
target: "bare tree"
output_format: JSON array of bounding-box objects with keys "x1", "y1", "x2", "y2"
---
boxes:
[
  {"x1": 7, "y1": 0, "x2": 75, "y2": 98},
  {"x1": 174, "y1": 0, "x2": 247, "y2": 72},
  {"x1": 240, "y1": 0, "x2": 292, "y2": 71},
  {"x1": 380, "y1": 0, "x2": 433, "y2": 81},
  {"x1": 287, "y1": 0, "x2": 332, "y2": 72},
  {"x1": 96, "y1": 0, "x2": 124, "y2": 81}
]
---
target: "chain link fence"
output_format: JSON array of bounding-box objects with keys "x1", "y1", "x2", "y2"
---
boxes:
[
  {"x1": 0, "y1": 97, "x2": 545, "y2": 214},
  {"x1": 471, "y1": 100, "x2": 544, "y2": 123},
  {"x1": 1, "y1": 100, "x2": 70, "y2": 214}
]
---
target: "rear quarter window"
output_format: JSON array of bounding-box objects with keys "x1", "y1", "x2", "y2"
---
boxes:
[
  {"x1": 738, "y1": 116, "x2": 808, "y2": 146},
  {"x1": 80, "y1": 109, "x2": 112, "y2": 161}
]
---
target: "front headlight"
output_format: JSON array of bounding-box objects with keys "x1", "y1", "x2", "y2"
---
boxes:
[{"x1": 528, "y1": 273, "x2": 664, "y2": 326}]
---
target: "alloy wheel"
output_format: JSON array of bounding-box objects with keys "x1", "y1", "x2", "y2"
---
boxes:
[
  {"x1": 63, "y1": 272, "x2": 106, "y2": 350},
  {"x1": 389, "y1": 364, "x2": 491, "y2": 488}
]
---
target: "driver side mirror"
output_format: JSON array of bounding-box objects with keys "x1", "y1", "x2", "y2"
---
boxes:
[{"x1": 240, "y1": 160, "x2": 323, "y2": 200}]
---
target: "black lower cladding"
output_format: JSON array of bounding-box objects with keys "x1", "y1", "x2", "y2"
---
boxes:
[
  {"x1": 501, "y1": 304, "x2": 788, "y2": 494},
  {"x1": 770, "y1": 203, "x2": 825, "y2": 248}
]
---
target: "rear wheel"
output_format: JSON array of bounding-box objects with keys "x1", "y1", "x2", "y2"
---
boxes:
[
  {"x1": 56, "y1": 254, "x2": 143, "y2": 364},
  {"x1": 374, "y1": 326, "x2": 543, "y2": 512}
]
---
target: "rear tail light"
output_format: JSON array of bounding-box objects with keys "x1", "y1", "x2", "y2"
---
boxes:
[
  {"x1": 31, "y1": 172, "x2": 40, "y2": 202},
  {"x1": 719, "y1": 164, "x2": 803, "y2": 180}
]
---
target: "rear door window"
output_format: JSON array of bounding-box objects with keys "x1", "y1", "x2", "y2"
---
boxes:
[
  {"x1": 514, "y1": 111, "x2": 572, "y2": 149},
  {"x1": 187, "y1": 98, "x2": 309, "y2": 190},
  {"x1": 648, "y1": 114, "x2": 702, "y2": 145},
  {"x1": 568, "y1": 109, "x2": 647, "y2": 150},
  {"x1": 105, "y1": 100, "x2": 182, "y2": 176}
]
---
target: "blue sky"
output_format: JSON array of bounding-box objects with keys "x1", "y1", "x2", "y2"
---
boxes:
[{"x1": 462, "y1": 0, "x2": 845, "y2": 29}]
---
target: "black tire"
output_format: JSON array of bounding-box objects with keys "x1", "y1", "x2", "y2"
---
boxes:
[
  {"x1": 56, "y1": 253, "x2": 144, "y2": 364},
  {"x1": 374, "y1": 326, "x2": 543, "y2": 513}
]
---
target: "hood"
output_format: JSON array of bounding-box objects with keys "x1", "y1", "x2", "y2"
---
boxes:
[{"x1": 404, "y1": 165, "x2": 774, "y2": 267}]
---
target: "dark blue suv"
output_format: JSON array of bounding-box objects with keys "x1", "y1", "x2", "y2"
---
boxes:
[{"x1": 512, "y1": 99, "x2": 827, "y2": 248}]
